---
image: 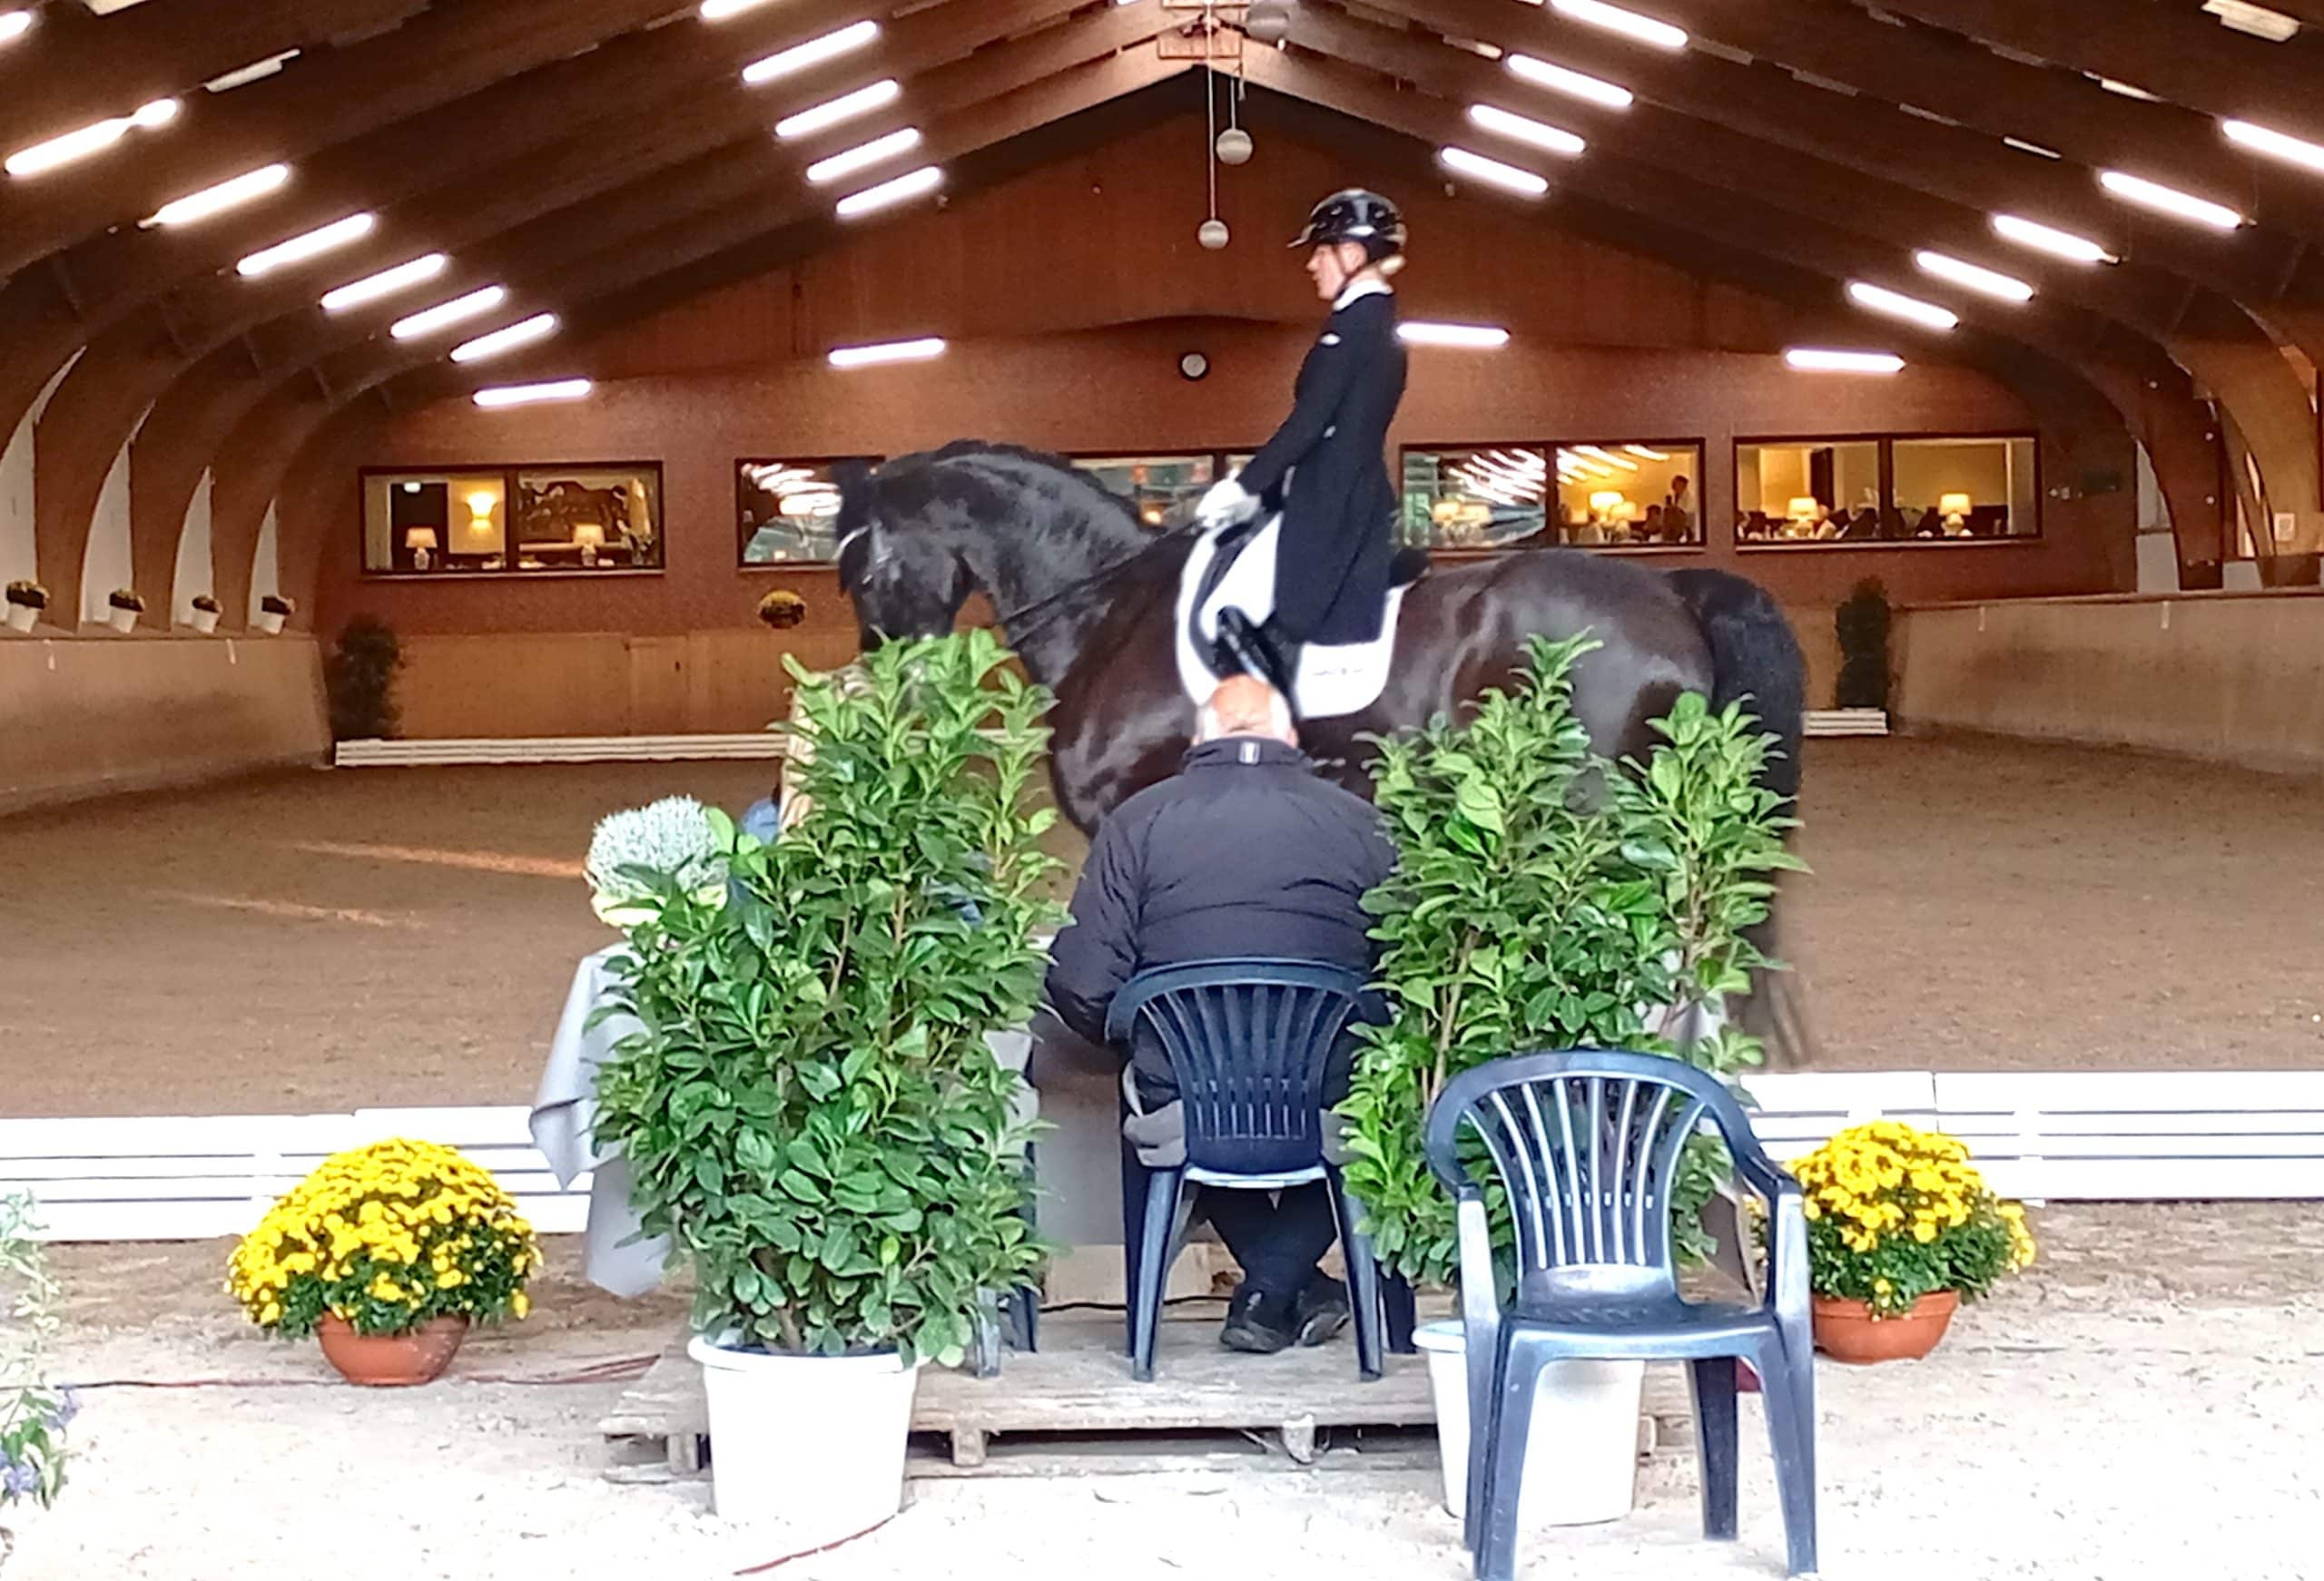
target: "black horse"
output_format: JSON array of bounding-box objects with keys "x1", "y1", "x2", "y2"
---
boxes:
[{"x1": 834, "y1": 441, "x2": 1814, "y2": 1066}]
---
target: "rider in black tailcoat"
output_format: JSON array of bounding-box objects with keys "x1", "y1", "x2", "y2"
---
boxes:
[{"x1": 1196, "y1": 190, "x2": 1409, "y2": 702}]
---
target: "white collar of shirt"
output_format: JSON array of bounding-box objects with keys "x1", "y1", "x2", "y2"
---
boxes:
[{"x1": 1334, "y1": 278, "x2": 1393, "y2": 311}]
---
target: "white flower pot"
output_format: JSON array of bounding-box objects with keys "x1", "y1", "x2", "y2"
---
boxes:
[
  {"x1": 1414, "y1": 1320, "x2": 1644, "y2": 1527},
  {"x1": 4, "y1": 604, "x2": 35, "y2": 633},
  {"x1": 191, "y1": 608, "x2": 221, "y2": 634},
  {"x1": 106, "y1": 606, "x2": 139, "y2": 633},
  {"x1": 256, "y1": 611, "x2": 287, "y2": 634},
  {"x1": 687, "y1": 1335, "x2": 919, "y2": 1539}
]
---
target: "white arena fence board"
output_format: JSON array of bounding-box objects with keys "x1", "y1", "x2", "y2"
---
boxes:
[
  {"x1": 337, "y1": 712, "x2": 1893, "y2": 769},
  {"x1": 9, "y1": 1071, "x2": 2319, "y2": 1242},
  {"x1": 0, "y1": 1106, "x2": 591, "y2": 1243}
]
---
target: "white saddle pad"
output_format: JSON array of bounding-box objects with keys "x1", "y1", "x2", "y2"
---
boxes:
[{"x1": 1173, "y1": 514, "x2": 1408, "y2": 721}]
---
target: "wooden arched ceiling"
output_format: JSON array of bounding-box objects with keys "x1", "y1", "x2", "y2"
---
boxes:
[{"x1": 5, "y1": 0, "x2": 2320, "y2": 624}]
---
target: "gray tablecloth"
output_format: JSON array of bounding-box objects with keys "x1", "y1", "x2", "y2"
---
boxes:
[{"x1": 529, "y1": 946, "x2": 1046, "y2": 1295}]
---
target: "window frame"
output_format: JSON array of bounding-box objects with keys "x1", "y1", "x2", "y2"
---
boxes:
[
  {"x1": 735, "y1": 455, "x2": 881, "y2": 570},
  {"x1": 1733, "y1": 429, "x2": 2043, "y2": 552},
  {"x1": 1401, "y1": 437, "x2": 1711, "y2": 557},
  {"x1": 359, "y1": 461, "x2": 667, "y2": 581}
]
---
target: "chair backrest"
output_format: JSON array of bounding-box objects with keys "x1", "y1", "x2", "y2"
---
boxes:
[
  {"x1": 1423, "y1": 1050, "x2": 1763, "y2": 1291},
  {"x1": 1105, "y1": 957, "x2": 1369, "y2": 1175}
]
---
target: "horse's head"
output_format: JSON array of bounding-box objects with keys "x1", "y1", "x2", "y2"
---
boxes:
[{"x1": 832, "y1": 461, "x2": 969, "y2": 647}]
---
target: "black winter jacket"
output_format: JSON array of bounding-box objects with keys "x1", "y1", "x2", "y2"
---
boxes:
[{"x1": 1045, "y1": 737, "x2": 1395, "y2": 1102}]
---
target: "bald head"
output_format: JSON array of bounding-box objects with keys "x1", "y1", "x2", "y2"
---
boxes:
[{"x1": 1196, "y1": 676, "x2": 1296, "y2": 747}]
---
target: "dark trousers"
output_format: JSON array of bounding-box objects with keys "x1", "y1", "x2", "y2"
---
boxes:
[{"x1": 1200, "y1": 1183, "x2": 1336, "y2": 1301}]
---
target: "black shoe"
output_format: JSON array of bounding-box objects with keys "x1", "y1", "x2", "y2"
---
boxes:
[
  {"x1": 1219, "y1": 1283, "x2": 1301, "y2": 1354},
  {"x1": 1292, "y1": 1275, "x2": 1351, "y2": 1348}
]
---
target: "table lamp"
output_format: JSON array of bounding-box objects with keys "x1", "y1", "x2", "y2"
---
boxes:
[
  {"x1": 572, "y1": 521, "x2": 606, "y2": 567},
  {"x1": 404, "y1": 525, "x2": 438, "y2": 571},
  {"x1": 1588, "y1": 489, "x2": 1626, "y2": 525},
  {"x1": 1786, "y1": 496, "x2": 1823, "y2": 535},
  {"x1": 1939, "y1": 492, "x2": 1973, "y2": 533}
]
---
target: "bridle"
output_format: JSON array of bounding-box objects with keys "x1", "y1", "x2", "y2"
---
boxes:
[{"x1": 842, "y1": 515, "x2": 1203, "y2": 643}]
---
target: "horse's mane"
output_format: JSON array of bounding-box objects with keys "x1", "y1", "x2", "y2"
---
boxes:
[{"x1": 886, "y1": 439, "x2": 1142, "y2": 523}]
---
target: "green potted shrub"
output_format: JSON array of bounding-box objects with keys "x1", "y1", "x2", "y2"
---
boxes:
[
  {"x1": 324, "y1": 615, "x2": 404, "y2": 741},
  {"x1": 2, "y1": 1194, "x2": 72, "y2": 1526},
  {"x1": 188, "y1": 593, "x2": 222, "y2": 635},
  {"x1": 592, "y1": 629, "x2": 1058, "y2": 1541},
  {"x1": 1337, "y1": 634, "x2": 1799, "y2": 1524},
  {"x1": 3, "y1": 581, "x2": 44, "y2": 634},
  {"x1": 1835, "y1": 577, "x2": 1892, "y2": 713},
  {"x1": 104, "y1": 587, "x2": 144, "y2": 634}
]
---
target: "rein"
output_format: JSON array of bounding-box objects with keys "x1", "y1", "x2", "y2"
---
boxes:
[{"x1": 989, "y1": 522, "x2": 1200, "y2": 639}]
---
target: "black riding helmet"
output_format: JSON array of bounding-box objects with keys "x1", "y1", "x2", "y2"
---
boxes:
[{"x1": 1289, "y1": 188, "x2": 1407, "y2": 261}]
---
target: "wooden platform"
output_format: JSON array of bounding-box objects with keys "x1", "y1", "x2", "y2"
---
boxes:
[{"x1": 599, "y1": 1314, "x2": 1692, "y2": 1479}]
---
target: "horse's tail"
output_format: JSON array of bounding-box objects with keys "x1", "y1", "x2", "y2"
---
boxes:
[{"x1": 1667, "y1": 567, "x2": 1817, "y2": 1071}]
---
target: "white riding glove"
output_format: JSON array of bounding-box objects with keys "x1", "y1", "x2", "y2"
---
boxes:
[{"x1": 1194, "y1": 476, "x2": 1257, "y2": 530}]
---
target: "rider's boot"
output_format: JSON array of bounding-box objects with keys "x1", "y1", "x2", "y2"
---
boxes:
[{"x1": 1213, "y1": 608, "x2": 1302, "y2": 718}]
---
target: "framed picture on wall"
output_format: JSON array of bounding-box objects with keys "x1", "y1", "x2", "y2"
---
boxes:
[{"x1": 737, "y1": 457, "x2": 876, "y2": 566}]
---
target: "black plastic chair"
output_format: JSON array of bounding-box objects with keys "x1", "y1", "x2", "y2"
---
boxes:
[
  {"x1": 1105, "y1": 957, "x2": 1387, "y2": 1383},
  {"x1": 1424, "y1": 1050, "x2": 1817, "y2": 1581}
]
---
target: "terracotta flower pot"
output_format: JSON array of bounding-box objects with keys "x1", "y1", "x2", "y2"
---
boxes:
[
  {"x1": 1811, "y1": 1290, "x2": 1958, "y2": 1364},
  {"x1": 317, "y1": 1313, "x2": 470, "y2": 1386}
]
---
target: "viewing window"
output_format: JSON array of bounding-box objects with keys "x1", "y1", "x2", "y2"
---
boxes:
[
  {"x1": 1403, "y1": 442, "x2": 1704, "y2": 549},
  {"x1": 1737, "y1": 435, "x2": 2038, "y2": 546},
  {"x1": 738, "y1": 457, "x2": 874, "y2": 566},
  {"x1": 363, "y1": 465, "x2": 663, "y2": 575},
  {"x1": 1074, "y1": 454, "x2": 1217, "y2": 528}
]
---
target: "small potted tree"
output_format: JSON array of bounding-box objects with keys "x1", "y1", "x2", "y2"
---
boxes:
[
  {"x1": 1791, "y1": 1119, "x2": 2035, "y2": 1362},
  {"x1": 257, "y1": 593, "x2": 295, "y2": 635},
  {"x1": 104, "y1": 588, "x2": 144, "y2": 634},
  {"x1": 3, "y1": 581, "x2": 44, "y2": 634},
  {"x1": 228, "y1": 1138, "x2": 541, "y2": 1386},
  {"x1": 323, "y1": 616, "x2": 404, "y2": 742},
  {"x1": 593, "y1": 629, "x2": 1058, "y2": 1545},
  {"x1": 1338, "y1": 634, "x2": 1800, "y2": 1526},
  {"x1": 1834, "y1": 577, "x2": 1892, "y2": 717},
  {"x1": 188, "y1": 594, "x2": 222, "y2": 635}
]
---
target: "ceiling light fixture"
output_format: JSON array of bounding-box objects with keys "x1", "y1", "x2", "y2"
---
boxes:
[
  {"x1": 321, "y1": 252, "x2": 448, "y2": 313},
  {"x1": 2093, "y1": 76, "x2": 2162, "y2": 103},
  {"x1": 1505, "y1": 53, "x2": 1634, "y2": 110},
  {"x1": 474, "y1": 378, "x2": 593, "y2": 408},
  {"x1": 204, "y1": 50, "x2": 299, "y2": 93},
  {"x1": 2203, "y1": 0, "x2": 2299, "y2": 41},
  {"x1": 834, "y1": 163, "x2": 941, "y2": 218},
  {"x1": 389, "y1": 284, "x2": 508, "y2": 340},
  {"x1": 0, "y1": 10, "x2": 34, "y2": 44},
  {"x1": 236, "y1": 211, "x2": 376, "y2": 278},
  {"x1": 700, "y1": 0, "x2": 782, "y2": 18},
  {"x1": 1913, "y1": 249, "x2": 2035, "y2": 302},
  {"x1": 1465, "y1": 103, "x2": 1587, "y2": 158},
  {"x1": 143, "y1": 162, "x2": 290, "y2": 228},
  {"x1": 2002, "y1": 136, "x2": 2063, "y2": 160},
  {"x1": 775, "y1": 79, "x2": 900, "y2": 141},
  {"x1": 2223, "y1": 117, "x2": 2324, "y2": 175},
  {"x1": 5, "y1": 99, "x2": 178, "y2": 179},
  {"x1": 1785, "y1": 347, "x2": 1905, "y2": 374},
  {"x1": 1846, "y1": 280, "x2": 1960, "y2": 330},
  {"x1": 1547, "y1": 0, "x2": 1687, "y2": 52},
  {"x1": 1991, "y1": 212, "x2": 2118, "y2": 264},
  {"x1": 449, "y1": 313, "x2": 559, "y2": 365},
  {"x1": 742, "y1": 19, "x2": 880, "y2": 86},
  {"x1": 1570, "y1": 445, "x2": 1639, "y2": 472},
  {"x1": 805, "y1": 126, "x2": 921, "y2": 184},
  {"x1": 1398, "y1": 321, "x2": 1512, "y2": 348},
  {"x1": 1621, "y1": 444, "x2": 1670, "y2": 461},
  {"x1": 1437, "y1": 145, "x2": 1550, "y2": 196},
  {"x1": 2098, "y1": 168, "x2": 2248, "y2": 231},
  {"x1": 828, "y1": 336, "x2": 946, "y2": 368}
]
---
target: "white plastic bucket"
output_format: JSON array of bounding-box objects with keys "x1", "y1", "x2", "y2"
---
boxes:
[
  {"x1": 105, "y1": 606, "x2": 138, "y2": 633},
  {"x1": 1414, "y1": 1319, "x2": 1644, "y2": 1527},
  {"x1": 687, "y1": 1336, "x2": 921, "y2": 1540}
]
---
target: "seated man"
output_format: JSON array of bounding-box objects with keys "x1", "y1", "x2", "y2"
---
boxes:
[{"x1": 1045, "y1": 676, "x2": 1395, "y2": 1354}]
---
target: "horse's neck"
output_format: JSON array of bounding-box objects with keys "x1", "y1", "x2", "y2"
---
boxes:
[{"x1": 954, "y1": 506, "x2": 1154, "y2": 692}]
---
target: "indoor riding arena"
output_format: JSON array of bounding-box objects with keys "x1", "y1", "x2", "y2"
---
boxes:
[{"x1": 3, "y1": 3, "x2": 2321, "y2": 1579}]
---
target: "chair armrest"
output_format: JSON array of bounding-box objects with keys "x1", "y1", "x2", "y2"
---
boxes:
[
  {"x1": 1763, "y1": 1181, "x2": 1810, "y2": 1324},
  {"x1": 1723, "y1": 1125, "x2": 1804, "y2": 1209}
]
